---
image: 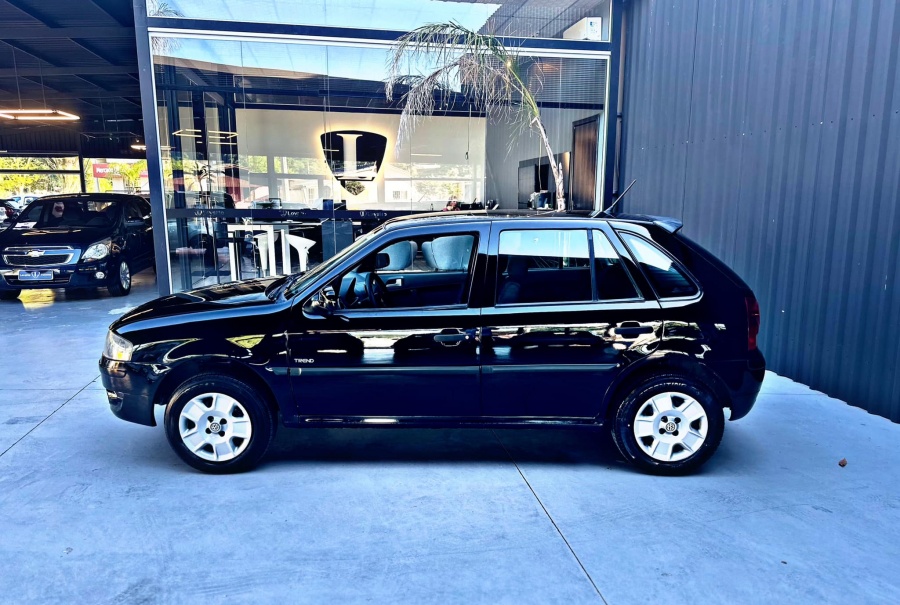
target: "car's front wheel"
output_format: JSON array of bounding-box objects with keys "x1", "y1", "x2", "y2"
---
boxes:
[
  {"x1": 107, "y1": 259, "x2": 132, "y2": 296},
  {"x1": 164, "y1": 374, "x2": 275, "y2": 473},
  {"x1": 612, "y1": 374, "x2": 724, "y2": 475}
]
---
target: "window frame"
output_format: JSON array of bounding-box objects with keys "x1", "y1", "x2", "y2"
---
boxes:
[
  {"x1": 489, "y1": 223, "x2": 646, "y2": 310},
  {"x1": 614, "y1": 230, "x2": 702, "y2": 303}
]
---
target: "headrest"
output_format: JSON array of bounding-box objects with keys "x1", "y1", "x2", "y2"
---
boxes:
[
  {"x1": 380, "y1": 241, "x2": 416, "y2": 270},
  {"x1": 423, "y1": 235, "x2": 473, "y2": 271},
  {"x1": 506, "y1": 256, "x2": 528, "y2": 279}
]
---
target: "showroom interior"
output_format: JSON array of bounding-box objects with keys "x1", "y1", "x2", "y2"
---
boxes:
[{"x1": 137, "y1": 0, "x2": 619, "y2": 293}]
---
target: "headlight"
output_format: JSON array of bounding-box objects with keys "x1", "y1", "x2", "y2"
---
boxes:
[
  {"x1": 83, "y1": 239, "x2": 111, "y2": 261},
  {"x1": 104, "y1": 330, "x2": 133, "y2": 361}
]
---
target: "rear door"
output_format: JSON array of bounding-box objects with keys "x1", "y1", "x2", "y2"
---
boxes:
[{"x1": 481, "y1": 221, "x2": 662, "y2": 419}]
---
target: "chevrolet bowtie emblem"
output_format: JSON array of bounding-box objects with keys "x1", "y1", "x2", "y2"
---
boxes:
[{"x1": 26, "y1": 250, "x2": 43, "y2": 257}]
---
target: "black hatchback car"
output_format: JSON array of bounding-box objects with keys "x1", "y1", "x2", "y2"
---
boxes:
[
  {"x1": 0, "y1": 193, "x2": 155, "y2": 300},
  {"x1": 101, "y1": 212, "x2": 764, "y2": 474}
]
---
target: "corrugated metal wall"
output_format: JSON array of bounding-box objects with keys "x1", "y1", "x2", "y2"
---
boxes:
[{"x1": 621, "y1": 0, "x2": 900, "y2": 421}]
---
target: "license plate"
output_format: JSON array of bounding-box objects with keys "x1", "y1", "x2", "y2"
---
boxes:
[{"x1": 18, "y1": 270, "x2": 53, "y2": 281}]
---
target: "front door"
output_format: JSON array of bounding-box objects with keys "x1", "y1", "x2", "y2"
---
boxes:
[
  {"x1": 286, "y1": 224, "x2": 489, "y2": 419},
  {"x1": 481, "y1": 225, "x2": 662, "y2": 418}
]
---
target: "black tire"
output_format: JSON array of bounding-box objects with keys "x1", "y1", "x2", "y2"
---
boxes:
[
  {"x1": 612, "y1": 374, "x2": 725, "y2": 475},
  {"x1": 0, "y1": 289, "x2": 21, "y2": 300},
  {"x1": 164, "y1": 374, "x2": 275, "y2": 474},
  {"x1": 107, "y1": 258, "x2": 132, "y2": 296}
]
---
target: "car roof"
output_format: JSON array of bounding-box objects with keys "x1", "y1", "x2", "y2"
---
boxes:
[
  {"x1": 36, "y1": 193, "x2": 141, "y2": 202},
  {"x1": 382, "y1": 210, "x2": 683, "y2": 233}
]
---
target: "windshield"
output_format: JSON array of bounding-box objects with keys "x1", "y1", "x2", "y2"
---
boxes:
[
  {"x1": 282, "y1": 226, "x2": 384, "y2": 299},
  {"x1": 13, "y1": 198, "x2": 122, "y2": 229}
]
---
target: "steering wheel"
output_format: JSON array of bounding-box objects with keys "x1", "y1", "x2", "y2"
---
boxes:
[{"x1": 365, "y1": 272, "x2": 388, "y2": 308}]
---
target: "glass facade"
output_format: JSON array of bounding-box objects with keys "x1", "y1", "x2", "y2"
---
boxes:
[{"x1": 143, "y1": 0, "x2": 614, "y2": 293}]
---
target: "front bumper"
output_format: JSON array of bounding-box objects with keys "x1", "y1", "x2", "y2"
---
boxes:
[
  {"x1": 0, "y1": 260, "x2": 113, "y2": 290},
  {"x1": 99, "y1": 357, "x2": 160, "y2": 426}
]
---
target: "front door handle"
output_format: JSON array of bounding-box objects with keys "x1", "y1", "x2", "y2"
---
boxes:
[
  {"x1": 386, "y1": 277, "x2": 403, "y2": 288},
  {"x1": 434, "y1": 332, "x2": 470, "y2": 345}
]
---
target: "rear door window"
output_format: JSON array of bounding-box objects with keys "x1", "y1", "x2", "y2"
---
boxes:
[
  {"x1": 593, "y1": 230, "x2": 640, "y2": 300},
  {"x1": 497, "y1": 229, "x2": 591, "y2": 304},
  {"x1": 619, "y1": 232, "x2": 699, "y2": 298}
]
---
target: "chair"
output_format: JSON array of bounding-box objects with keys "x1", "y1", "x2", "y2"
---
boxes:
[
  {"x1": 285, "y1": 234, "x2": 316, "y2": 272},
  {"x1": 252, "y1": 232, "x2": 278, "y2": 275}
]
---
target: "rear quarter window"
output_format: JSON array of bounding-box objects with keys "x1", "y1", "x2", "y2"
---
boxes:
[{"x1": 619, "y1": 232, "x2": 699, "y2": 299}]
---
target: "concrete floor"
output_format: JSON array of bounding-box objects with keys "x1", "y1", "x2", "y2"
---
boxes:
[{"x1": 0, "y1": 272, "x2": 898, "y2": 604}]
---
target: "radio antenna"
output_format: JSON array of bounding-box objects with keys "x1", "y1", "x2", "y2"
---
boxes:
[{"x1": 596, "y1": 179, "x2": 636, "y2": 217}]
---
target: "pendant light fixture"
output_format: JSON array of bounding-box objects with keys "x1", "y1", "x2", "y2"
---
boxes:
[{"x1": 0, "y1": 50, "x2": 79, "y2": 122}]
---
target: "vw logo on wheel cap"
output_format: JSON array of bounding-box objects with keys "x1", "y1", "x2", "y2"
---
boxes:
[
  {"x1": 664, "y1": 421, "x2": 677, "y2": 432},
  {"x1": 209, "y1": 422, "x2": 221, "y2": 432}
]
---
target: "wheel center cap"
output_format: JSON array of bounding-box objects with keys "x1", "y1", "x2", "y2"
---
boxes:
[
  {"x1": 209, "y1": 422, "x2": 221, "y2": 433},
  {"x1": 664, "y1": 421, "x2": 677, "y2": 433}
]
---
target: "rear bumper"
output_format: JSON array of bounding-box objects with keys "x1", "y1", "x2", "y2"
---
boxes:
[
  {"x1": 0, "y1": 260, "x2": 114, "y2": 290},
  {"x1": 99, "y1": 357, "x2": 159, "y2": 427},
  {"x1": 709, "y1": 348, "x2": 766, "y2": 421}
]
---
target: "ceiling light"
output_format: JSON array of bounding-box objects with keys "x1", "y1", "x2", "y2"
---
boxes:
[
  {"x1": 172, "y1": 129, "x2": 201, "y2": 138},
  {"x1": 209, "y1": 130, "x2": 238, "y2": 139},
  {"x1": 0, "y1": 109, "x2": 79, "y2": 121},
  {"x1": 131, "y1": 144, "x2": 147, "y2": 151},
  {"x1": 411, "y1": 153, "x2": 442, "y2": 157}
]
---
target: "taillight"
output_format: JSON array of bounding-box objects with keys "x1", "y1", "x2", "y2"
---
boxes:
[{"x1": 746, "y1": 294, "x2": 760, "y2": 350}]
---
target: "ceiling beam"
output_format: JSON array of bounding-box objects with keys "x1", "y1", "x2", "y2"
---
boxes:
[
  {"x1": 84, "y1": 0, "x2": 132, "y2": 28},
  {"x1": 0, "y1": 26, "x2": 134, "y2": 39},
  {"x1": 0, "y1": 66, "x2": 138, "y2": 77},
  {"x1": 0, "y1": 90, "x2": 142, "y2": 101},
  {"x1": 71, "y1": 38, "x2": 129, "y2": 67},
  {"x1": 1, "y1": 0, "x2": 59, "y2": 27}
]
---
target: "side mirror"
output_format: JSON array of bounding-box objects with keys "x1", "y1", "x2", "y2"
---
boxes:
[
  {"x1": 304, "y1": 286, "x2": 338, "y2": 318},
  {"x1": 375, "y1": 252, "x2": 390, "y2": 270}
]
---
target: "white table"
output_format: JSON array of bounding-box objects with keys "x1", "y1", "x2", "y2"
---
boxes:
[{"x1": 226, "y1": 222, "x2": 292, "y2": 281}]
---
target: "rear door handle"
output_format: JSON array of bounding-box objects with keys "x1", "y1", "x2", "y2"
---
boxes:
[{"x1": 616, "y1": 326, "x2": 654, "y2": 337}]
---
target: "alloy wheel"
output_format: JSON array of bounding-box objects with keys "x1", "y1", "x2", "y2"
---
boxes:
[
  {"x1": 119, "y1": 261, "x2": 131, "y2": 290},
  {"x1": 633, "y1": 391, "x2": 708, "y2": 462},
  {"x1": 178, "y1": 392, "x2": 253, "y2": 462}
]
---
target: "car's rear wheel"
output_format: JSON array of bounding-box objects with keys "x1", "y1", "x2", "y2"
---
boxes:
[
  {"x1": 164, "y1": 374, "x2": 275, "y2": 473},
  {"x1": 0, "y1": 289, "x2": 21, "y2": 300},
  {"x1": 612, "y1": 374, "x2": 724, "y2": 475},
  {"x1": 107, "y1": 259, "x2": 132, "y2": 296}
]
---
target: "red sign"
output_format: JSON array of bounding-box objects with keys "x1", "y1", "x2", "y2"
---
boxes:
[
  {"x1": 92, "y1": 163, "x2": 120, "y2": 179},
  {"x1": 140, "y1": 170, "x2": 148, "y2": 179}
]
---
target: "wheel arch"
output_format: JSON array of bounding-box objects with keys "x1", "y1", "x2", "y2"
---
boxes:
[
  {"x1": 601, "y1": 353, "x2": 733, "y2": 423},
  {"x1": 153, "y1": 359, "x2": 281, "y2": 422}
]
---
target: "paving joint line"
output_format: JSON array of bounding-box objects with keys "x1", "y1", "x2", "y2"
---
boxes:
[
  {"x1": 491, "y1": 429, "x2": 609, "y2": 605},
  {"x1": 0, "y1": 375, "x2": 99, "y2": 459}
]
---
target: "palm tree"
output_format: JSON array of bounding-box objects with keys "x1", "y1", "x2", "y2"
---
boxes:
[{"x1": 386, "y1": 21, "x2": 565, "y2": 210}]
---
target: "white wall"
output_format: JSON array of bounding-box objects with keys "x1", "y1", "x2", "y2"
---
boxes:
[
  {"x1": 484, "y1": 107, "x2": 603, "y2": 208},
  {"x1": 236, "y1": 109, "x2": 486, "y2": 210}
]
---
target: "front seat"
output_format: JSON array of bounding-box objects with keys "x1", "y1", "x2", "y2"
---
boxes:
[
  {"x1": 381, "y1": 241, "x2": 417, "y2": 270},
  {"x1": 421, "y1": 235, "x2": 473, "y2": 271},
  {"x1": 497, "y1": 256, "x2": 528, "y2": 304}
]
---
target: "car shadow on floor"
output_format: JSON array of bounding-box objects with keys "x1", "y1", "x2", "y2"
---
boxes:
[{"x1": 260, "y1": 426, "x2": 626, "y2": 469}]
